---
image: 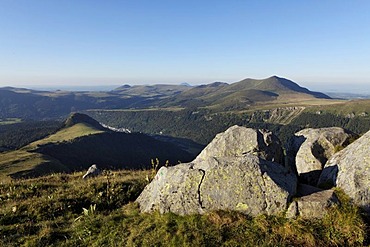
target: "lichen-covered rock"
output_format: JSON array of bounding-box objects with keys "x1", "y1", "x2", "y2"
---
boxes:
[
  {"x1": 136, "y1": 126, "x2": 297, "y2": 216},
  {"x1": 318, "y1": 130, "x2": 370, "y2": 214},
  {"x1": 196, "y1": 155, "x2": 297, "y2": 216},
  {"x1": 137, "y1": 155, "x2": 296, "y2": 216},
  {"x1": 286, "y1": 184, "x2": 339, "y2": 219},
  {"x1": 136, "y1": 164, "x2": 204, "y2": 215},
  {"x1": 288, "y1": 127, "x2": 356, "y2": 185},
  {"x1": 195, "y1": 125, "x2": 284, "y2": 165}
]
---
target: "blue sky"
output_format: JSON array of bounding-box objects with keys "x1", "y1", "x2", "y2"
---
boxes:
[{"x1": 0, "y1": 1, "x2": 369, "y2": 92}]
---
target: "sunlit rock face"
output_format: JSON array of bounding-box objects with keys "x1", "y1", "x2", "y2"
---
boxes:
[
  {"x1": 318, "y1": 130, "x2": 370, "y2": 214},
  {"x1": 136, "y1": 126, "x2": 297, "y2": 216},
  {"x1": 287, "y1": 127, "x2": 357, "y2": 186}
]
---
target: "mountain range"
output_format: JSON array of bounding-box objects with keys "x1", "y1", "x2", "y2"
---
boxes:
[
  {"x1": 0, "y1": 76, "x2": 331, "y2": 120},
  {"x1": 2, "y1": 76, "x2": 370, "y2": 181}
]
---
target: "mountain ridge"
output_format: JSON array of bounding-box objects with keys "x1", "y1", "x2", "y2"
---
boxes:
[
  {"x1": 228, "y1": 76, "x2": 331, "y2": 99},
  {"x1": 0, "y1": 76, "x2": 331, "y2": 120}
]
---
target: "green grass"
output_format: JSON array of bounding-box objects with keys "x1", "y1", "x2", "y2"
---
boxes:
[
  {"x1": 0, "y1": 170, "x2": 367, "y2": 247},
  {"x1": 0, "y1": 150, "x2": 69, "y2": 182},
  {"x1": 305, "y1": 99, "x2": 370, "y2": 118},
  {"x1": 28, "y1": 123, "x2": 104, "y2": 148}
]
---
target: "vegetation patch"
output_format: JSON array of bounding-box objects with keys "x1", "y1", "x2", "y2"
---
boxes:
[
  {"x1": 0, "y1": 171, "x2": 367, "y2": 246},
  {"x1": 0, "y1": 120, "x2": 62, "y2": 150}
]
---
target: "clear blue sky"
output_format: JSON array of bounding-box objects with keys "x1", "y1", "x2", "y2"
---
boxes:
[{"x1": 0, "y1": 0, "x2": 369, "y2": 92}]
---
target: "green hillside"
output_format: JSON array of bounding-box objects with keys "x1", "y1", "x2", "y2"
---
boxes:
[
  {"x1": 0, "y1": 113, "x2": 194, "y2": 181},
  {"x1": 0, "y1": 119, "x2": 105, "y2": 181},
  {"x1": 306, "y1": 99, "x2": 370, "y2": 117}
]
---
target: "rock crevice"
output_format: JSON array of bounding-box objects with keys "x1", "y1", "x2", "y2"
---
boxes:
[{"x1": 197, "y1": 169, "x2": 206, "y2": 209}]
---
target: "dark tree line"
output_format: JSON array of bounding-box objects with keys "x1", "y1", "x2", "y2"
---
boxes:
[
  {"x1": 86, "y1": 110, "x2": 370, "y2": 148},
  {"x1": 0, "y1": 121, "x2": 62, "y2": 151}
]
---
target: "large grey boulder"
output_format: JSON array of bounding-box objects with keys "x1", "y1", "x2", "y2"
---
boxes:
[
  {"x1": 288, "y1": 127, "x2": 356, "y2": 185},
  {"x1": 318, "y1": 130, "x2": 370, "y2": 214},
  {"x1": 136, "y1": 126, "x2": 297, "y2": 216},
  {"x1": 195, "y1": 125, "x2": 284, "y2": 165}
]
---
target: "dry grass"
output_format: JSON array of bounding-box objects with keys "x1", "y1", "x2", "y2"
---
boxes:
[{"x1": 0, "y1": 171, "x2": 367, "y2": 247}]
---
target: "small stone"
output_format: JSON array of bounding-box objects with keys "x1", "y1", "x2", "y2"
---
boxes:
[
  {"x1": 82, "y1": 164, "x2": 100, "y2": 179},
  {"x1": 286, "y1": 189, "x2": 339, "y2": 219}
]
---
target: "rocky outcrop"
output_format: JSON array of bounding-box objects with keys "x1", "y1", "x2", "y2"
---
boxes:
[
  {"x1": 288, "y1": 127, "x2": 357, "y2": 185},
  {"x1": 286, "y1": 184, "x2": 339, "y2": 219},
  {"x1": 136, "y1": 126, "x2": 297, "y2": 216},
  {"x1": 195, "y1": 125, "x2": 284, "y2": 165},
  {"x1": 318, "y1": 130, "x2": 370, "y2": 214}
]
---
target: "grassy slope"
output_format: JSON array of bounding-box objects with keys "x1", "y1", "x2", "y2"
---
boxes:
[
  {"x1": 0, "y1": 171, "x2": 367, "y2": 246},
  {"x1": 0, "y1": 123, "x2": 104, "y2": 182},
  {"x1": 29, "y1": 123, "x2": 104, "y2": 148},
  {"x1": 305, "y1": 99, "x2": 370, "y2": 116},
  {"x1": 225, "y1": 98, "x2": 369, "y2": 126}
]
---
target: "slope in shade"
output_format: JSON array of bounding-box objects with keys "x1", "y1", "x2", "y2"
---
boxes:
[
  {"x1": 35, "y1": 131, "x2": 194, "y2": 171},
  {"x1": 0, "y1": 113, "x2": 194, "y2": 179}
]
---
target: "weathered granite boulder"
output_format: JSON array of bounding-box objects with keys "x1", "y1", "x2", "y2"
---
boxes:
[
  {"x1": 318, "y1": 130, "x2": 370, "y2": 214},
  {"x1": 286, "y1": 184, "x2": 339, "y2": 219},
  {"x1": 137, "y1": 163, "x2": 205, "y2": 214},
  {"x1": 195, "y1": 125, "x2": 284, "y2": 165},
  {"x1": 136, "y1": 126, "x2": 297, "y2": 216},
  {"x1": 288, "y1": 127, "x2": 356, "y2": 185}
]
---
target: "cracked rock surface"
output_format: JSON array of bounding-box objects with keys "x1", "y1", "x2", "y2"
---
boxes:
[{"x1": 136, "y1": 126, "x2": 297, "y2": 216}]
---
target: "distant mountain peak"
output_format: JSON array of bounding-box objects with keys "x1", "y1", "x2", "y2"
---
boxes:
[
  {"x1": 196, "y1": 81, "x2": 228, "y2": 89},
  {"x1": 233, "y1": 76, "x2": 331, "y2": 99},
  {"x1": 180, "y1": 82, "x2": 192, "y2": 87},
  {"x1": 210, "y1": 81, "x2": 228, "y2": 87},
  {"x1": 113, "y1": 84, "x2": 131, "y2": 91},
  {"x1": 64, "y1": 113, "x2": 106, "y2": 130}
]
